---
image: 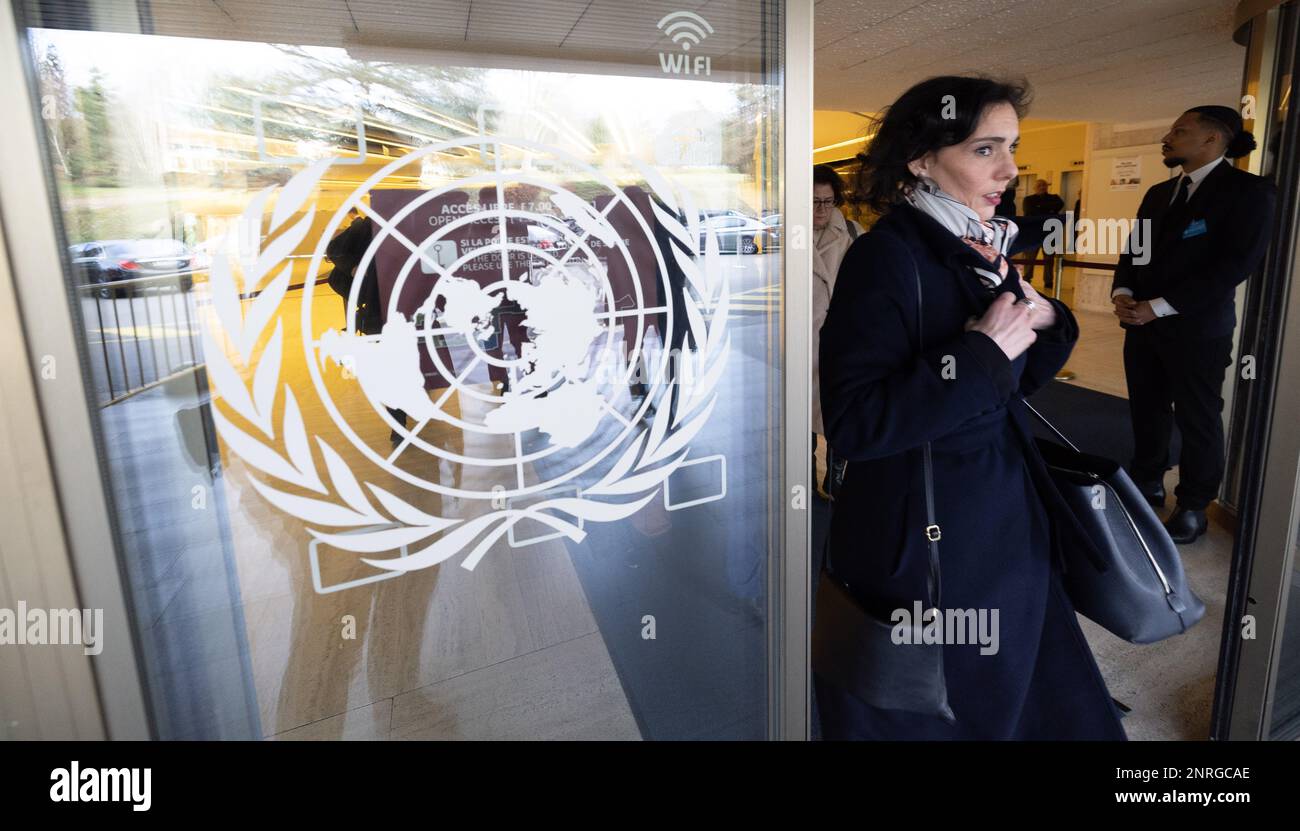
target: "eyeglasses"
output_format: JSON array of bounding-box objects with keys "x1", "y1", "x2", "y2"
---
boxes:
[{"x1": 813, "y1": 198, "x2": 837, "y2": 209}]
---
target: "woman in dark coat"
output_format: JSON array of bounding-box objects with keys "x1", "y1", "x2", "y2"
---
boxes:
[{"x1": 817, "y1": 76, "x2": 1127, "y2": 740}]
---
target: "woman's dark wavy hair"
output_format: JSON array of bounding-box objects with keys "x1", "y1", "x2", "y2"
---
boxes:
[
  {"x1": 855, "y1": 76, "x2": 1032, "y2": 213},
  {"x1": 813, "y1": 164, "x2": 847, "y2": 205}
]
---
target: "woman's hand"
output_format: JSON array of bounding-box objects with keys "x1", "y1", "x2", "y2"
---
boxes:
[
  {"x1": 965, "y1": 291, "x2": 1037, "y2": 360},
  {"x1": 1018, "y1": 279, "x2": 1059, "y2": 330}
]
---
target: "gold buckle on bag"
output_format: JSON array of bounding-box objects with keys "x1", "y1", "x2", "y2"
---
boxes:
[{"x1": 925, "y1": 524, "x2": 942, "y2": 542}]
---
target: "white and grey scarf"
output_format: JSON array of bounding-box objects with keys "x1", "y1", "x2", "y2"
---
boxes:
[{"x1": 906, "y1": 178, "x2": 1019, "y2": 288}]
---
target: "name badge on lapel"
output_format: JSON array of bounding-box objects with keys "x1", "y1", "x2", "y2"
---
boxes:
[{"x1": 1182, "y1": 218, "x2": 1208, "y2": 239}]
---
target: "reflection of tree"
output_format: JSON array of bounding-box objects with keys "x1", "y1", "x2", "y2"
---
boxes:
[
  {"x1": 37, "y1": 42, "x2": 162, "y2": 193},
  {"x1": 198, "y1": 46, "x2": 494, "y2": 162},
  {"x1": 37, "y1": 45, "x2": 81, "y2": 179},
  {"x1": 73, "y1": 69, "x2": 118, "y2": 185},
  {"x1": 35, "y1": 48, "x2": 126, "y2": 190},
  {"x1": 722, "y1": 84, "x2": 772, "y2": 178},
  {"x1": 587, "y1": 117, "x2": 610, "y2": 147}
]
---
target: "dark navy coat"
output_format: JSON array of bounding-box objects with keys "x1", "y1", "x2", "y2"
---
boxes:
[{"x1": 817, "y1": 203, "x2": 1127, "y2": 740}]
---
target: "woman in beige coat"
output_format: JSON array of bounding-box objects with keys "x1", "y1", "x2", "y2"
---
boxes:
[{"x1": 812, "y1": 164, "x2": 862, "y2": 496}]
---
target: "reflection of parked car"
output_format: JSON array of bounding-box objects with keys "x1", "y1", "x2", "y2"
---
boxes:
[
  {"x1": 698, "y1": 208, "x2": 750, "y2": 222},
  {"x1": 70, "y1": 239, "x2": 198, "y2": 298},
  {"x1": 527, "y1": 223, "x2": 569, "y2": 252},
  {"x1": 697, "y1": 215, "x2": 767, "y2": 254},
  {"x1": 760, "y1": 213, "x2": 782, "y2": 251}
]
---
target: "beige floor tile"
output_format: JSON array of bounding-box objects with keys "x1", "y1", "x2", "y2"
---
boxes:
[
  {"x1": 271, "y1": 698, "x2": 393, "y2": 741},
  {"x1": 242, "y1": 578, "x2": 405, "y2": 735},
  {"x1": 389, "y1": 632, "x2": 640, "y2": 740},
  {"x1": 390, "y1": 537, "x2": 598, "y2": 694},
  {"x1": 1061, "y1": 308, "x2": 1128, "y2": 398}
]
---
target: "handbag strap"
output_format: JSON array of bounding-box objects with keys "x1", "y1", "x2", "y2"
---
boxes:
[
  {"x1": 1021, "y1": 399, "x2": 1082, "y2": 454},
  {"x1": 822, "y1": 238, "x2": 941, "y2": 614},
  {"x1": 908, "y1": 250, "x2": 942, "y2": 615}
]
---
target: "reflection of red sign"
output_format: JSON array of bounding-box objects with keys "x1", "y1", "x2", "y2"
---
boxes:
[
  {"x1": 370, "y1": 189, "x2": 457, "y2": 390},
  {"x1": 593, "y1": 186, "x2": 662, "y2": 343},
  {"x1": 367, "y1": 185, "x2": 669, "y2": 393},
  {"x1": 369, "y1": 189, "x2": 538, "y2": 391}
]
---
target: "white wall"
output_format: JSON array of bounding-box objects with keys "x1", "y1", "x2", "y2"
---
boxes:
[{"x1": 1075, "y1": 122, "x2": 1178, "y2": 312}]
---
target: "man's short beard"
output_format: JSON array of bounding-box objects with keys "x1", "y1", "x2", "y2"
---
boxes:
[{"x1": 1163, "y1": 156, "x2": 1185, "y2": 169}]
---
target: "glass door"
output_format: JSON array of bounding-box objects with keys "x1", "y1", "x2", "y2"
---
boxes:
[
  {"x1": 1215, "y1": 0, "x2": 1300, "y2": 740},
  {"x1": 9, "y1": 0, "x2": 799, "y2": 740}
]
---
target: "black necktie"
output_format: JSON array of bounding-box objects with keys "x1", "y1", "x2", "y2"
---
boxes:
[
  {"x1": 1160, "y1": 176, "x2": 1192, "y2": 242},
  {"x1": 1169, "y1": 175, "x2": 1191, "y2": 214}
]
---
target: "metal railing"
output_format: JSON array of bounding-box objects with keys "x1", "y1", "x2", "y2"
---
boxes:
[{"x1": 77, "y1": 271, "x2": 202, "y2": 407}]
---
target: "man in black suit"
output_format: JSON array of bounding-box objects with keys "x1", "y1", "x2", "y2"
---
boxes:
[
  {"x1": 1023, "y1": 180, "x2": 1065, "y2": 289},
  {"x1": 1113, "y1": 105, "x2": 1275, "y2": 543}
]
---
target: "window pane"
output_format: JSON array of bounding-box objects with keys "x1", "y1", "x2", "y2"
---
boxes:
[{"x1": 22, "y1": 0, "x2": 786, "y2": 740}]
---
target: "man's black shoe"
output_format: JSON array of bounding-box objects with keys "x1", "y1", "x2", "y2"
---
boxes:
[
  {"x1": 1164, "y1": 507, "x2": 1207, "y2": 544},
  {"x1": 1136, "y1": 479, "x2": 1166, "y2": 509}
]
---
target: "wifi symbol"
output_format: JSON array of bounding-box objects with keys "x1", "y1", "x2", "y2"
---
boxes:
[{"x1": 657, "y1": 10, "x2": 714, "y2": 52}]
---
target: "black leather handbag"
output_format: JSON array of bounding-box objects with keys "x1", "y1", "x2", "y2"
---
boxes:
[
  {"x1": 812, "y1": 444, "x2": 956, "y2": 723},
  {"x1": 1025, "y1": 401, "x2": 1205, "y2": 643},
  {"x1": 811, "y1": 246, "x2": 956, "y2": 724}
]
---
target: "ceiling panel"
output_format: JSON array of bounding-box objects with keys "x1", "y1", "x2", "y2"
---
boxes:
[
  {"x1": 349, "y1": 0, "x2": 475, "y2": 40},
  {"x1": 31, "y1": 0, "x2": 1249, "y2": 124},
  {"x1": 814, "y1": 0, "x2": 1245, "y2": 122},
  {"x1": 465, "y1": 0, "x2": 591, "y2": 46}
]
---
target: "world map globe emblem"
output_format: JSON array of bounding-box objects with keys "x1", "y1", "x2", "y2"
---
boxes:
[{"x1": 303, "y1": 137, "x2": 679, "y2": 502}]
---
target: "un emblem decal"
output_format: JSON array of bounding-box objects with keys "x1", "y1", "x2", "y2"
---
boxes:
[{"x1": 202, "y1": 135, "x2": 730, "y2": 592}]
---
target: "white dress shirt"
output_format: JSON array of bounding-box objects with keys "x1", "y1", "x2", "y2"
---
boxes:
[{"x1": 1113, "y1": 155, "x2": 1226, "y2": 317}]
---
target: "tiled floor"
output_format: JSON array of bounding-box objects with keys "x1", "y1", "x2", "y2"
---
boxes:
[
  {"x1": 1057, "y1": 308, "x2": 1129, "y2": 399},
  {"x1": 273, "y1": 633, "x2": 640, "y2": 741}
]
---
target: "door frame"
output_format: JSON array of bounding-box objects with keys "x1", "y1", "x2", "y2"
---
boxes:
[
  {"x1": 1215, "y1": 0, "x2": 1300, "y2": 741},
  {"x1": 779, "y1": 0, "x2": 814, "y2": 741},
  {"x1": 0, "y1": 0, "x2": 151, "y2": 739}
]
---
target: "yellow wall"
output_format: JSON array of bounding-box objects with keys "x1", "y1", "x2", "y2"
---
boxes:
[
  {"x1": 812, "y1": 109, "x2": 1090, "y2": 249},
  {"x1": 1012, "y1": 120, "x2": 1088, "y2": 196},
  {"x1": 813, "y1": 110, "x2": 874, "y2": 164}
]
